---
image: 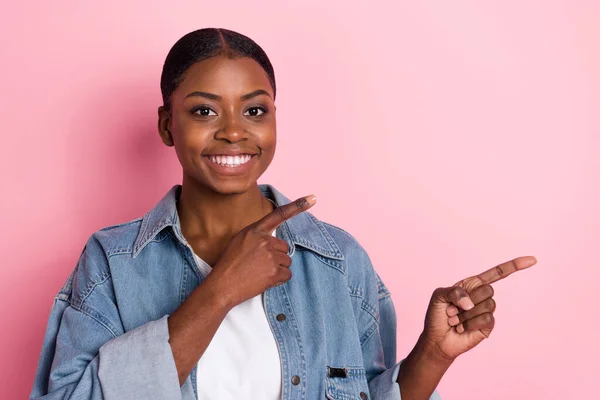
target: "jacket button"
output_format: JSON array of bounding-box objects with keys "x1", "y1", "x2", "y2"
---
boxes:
[
  {"x1": 360, "y1": 392, "x2": 368, "y2": 400},
  {"x1": 276, "y1": 313, "x2": 286, "y2": 322},
  {"x1": 291, "y1": 375, "x2": 300, "y2": 385}
]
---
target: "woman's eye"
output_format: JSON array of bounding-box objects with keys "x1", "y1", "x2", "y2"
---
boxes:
[
  {"x1": 194, "y1": 107, "x2": 217, "y2": 117},
  {"x1": 244, "y1": 107, "x2": 266, "y2": 117}
]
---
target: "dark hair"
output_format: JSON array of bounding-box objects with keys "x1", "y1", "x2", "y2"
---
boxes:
[{"x1": 160, "y1": 28, "x2": 276, "y2": 110}]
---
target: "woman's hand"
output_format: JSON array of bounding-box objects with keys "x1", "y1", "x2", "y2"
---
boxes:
[
  {"x1": 397, "y1": 256, "x2": 537, "y2": 399},
  {"x1": 423, "y1": 256, "x2": 538, "y2": 360},
  {"x1": 204, "y1": 195, "x2": 316, "y2": 309}
]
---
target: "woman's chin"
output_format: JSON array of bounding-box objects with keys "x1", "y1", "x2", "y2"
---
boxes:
[{"x1": 204, "y1": 178, "x2": 257, "y2": 196}]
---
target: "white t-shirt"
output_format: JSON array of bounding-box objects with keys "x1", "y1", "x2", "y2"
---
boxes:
[{"x1": 193, "y1": 230, "x2": 282, "y2": 400}]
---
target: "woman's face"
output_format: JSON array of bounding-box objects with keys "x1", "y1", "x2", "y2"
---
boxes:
[{"x1": 158, "y1": 55, "x2": 276, "y2": 195}]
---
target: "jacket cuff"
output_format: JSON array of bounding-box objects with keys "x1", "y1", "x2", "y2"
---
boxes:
[
  {"x1": 98, "y1": 315, "x2": 182, "y2": 400},
  {"x1": 369, "y1": 360, "x2": 442, "y2": 400}
]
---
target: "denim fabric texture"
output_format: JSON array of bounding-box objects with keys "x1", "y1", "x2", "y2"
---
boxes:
[{"x1": 30, "y1": 184, "x2": 441, "y2": 400}]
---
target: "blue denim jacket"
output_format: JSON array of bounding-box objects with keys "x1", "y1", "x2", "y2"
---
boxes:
[{"x1": 30, "y1": 184, "x2": 441, "y2": 400}]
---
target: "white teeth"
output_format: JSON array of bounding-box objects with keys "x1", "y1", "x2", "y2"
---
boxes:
[{"x1": 208, "y1": 154, "x2": 252, "y2": 167}]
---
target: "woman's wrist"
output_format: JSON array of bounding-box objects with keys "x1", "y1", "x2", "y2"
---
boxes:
[
  {"x1": 396, "y1": 333, "x2": 454, "y2": 400},
  {"x1": 417, "y1": 332, "x2": 456, "y2": 367},
  {"x1": 200, "y1": 273, "x2": 237, "y2": 312}
]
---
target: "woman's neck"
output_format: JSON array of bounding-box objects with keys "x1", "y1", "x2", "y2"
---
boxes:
[{"x1": 176, "y1": 177, "x2": 275, "y2": 243}]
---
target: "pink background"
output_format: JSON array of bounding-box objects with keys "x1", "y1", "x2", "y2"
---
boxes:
[{"x1": 1, "y1": 1, "x2": 598, "y2": 399}]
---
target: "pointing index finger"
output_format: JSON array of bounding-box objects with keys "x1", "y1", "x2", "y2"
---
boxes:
[
  {"x1": 256, "y1": 195, "x2": 317, "y2": 232},
  {"x1": 476, "y1": 256, "x2": 537, "y2": 285}
]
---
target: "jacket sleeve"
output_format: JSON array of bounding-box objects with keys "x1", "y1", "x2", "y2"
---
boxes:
[
  {"x1": 362, "y1": 275, "x2": 442, "y2": 400},
  {"x1": 29, "y1": 238, "x2": 182, "y2": 400}
]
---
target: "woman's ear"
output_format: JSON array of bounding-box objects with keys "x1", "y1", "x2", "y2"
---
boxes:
[{"x1": 157, "y1": 106, "x2": 174, "y2": 147}]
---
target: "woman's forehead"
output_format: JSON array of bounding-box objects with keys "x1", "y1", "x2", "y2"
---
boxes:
[{"x1": 176, "y1": 56, "x2": 274, "y2": 98}]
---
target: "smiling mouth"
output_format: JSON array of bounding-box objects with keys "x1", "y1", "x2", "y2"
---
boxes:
[{"x1": 204, "y1": 154, "x2": 255, "y2": 167}]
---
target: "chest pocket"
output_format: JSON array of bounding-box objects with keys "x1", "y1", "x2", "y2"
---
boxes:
[{"x1": 325, "y1": 367, "x2": 370, "y2": 400}]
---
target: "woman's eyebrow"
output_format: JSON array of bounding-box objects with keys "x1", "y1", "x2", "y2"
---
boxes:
[
  {"x1": 185, "y1": 91, "x2": 221, "y2": 101},
  {"x1": 185, "y1": 89, "x2": 272, "y2": 101},
  {"x1": 240, "y1": 89, "x2": 272, "y2": 101}
]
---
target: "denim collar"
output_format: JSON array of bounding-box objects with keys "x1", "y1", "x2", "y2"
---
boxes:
[{"x1": 132, "y1": 184, "x2": 344, "y2": 260}]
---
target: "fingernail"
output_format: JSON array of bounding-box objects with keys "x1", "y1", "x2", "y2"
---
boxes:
[
  {"x1": 459, "y1": 297, "x2": 475, "y2": 310},
  {"x1": 456, "y1": 324, "x2": 465, "y2": 334},
  {"x1": 446, "y1": 305, "x2": 459, "y2": 316},
  {"x1": 448, "y1": 315, "x2": 460, "y2": 326},
  {"x1": 307, "y1": 195, "x2": 317, "y2": 205}
]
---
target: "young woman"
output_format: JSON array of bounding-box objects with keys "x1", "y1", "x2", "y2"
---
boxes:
[{"x1": 30, "y1": 28, "x2": 536, "y2": 400}]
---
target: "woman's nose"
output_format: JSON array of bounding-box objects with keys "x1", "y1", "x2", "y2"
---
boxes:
[{"x1": 214, "y1": 118, "x2": 248, "y2": 143}]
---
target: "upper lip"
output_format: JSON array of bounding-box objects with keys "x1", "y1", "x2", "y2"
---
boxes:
[{"x1": 203, "y1": 149, "x2": 258, "y2": 156}]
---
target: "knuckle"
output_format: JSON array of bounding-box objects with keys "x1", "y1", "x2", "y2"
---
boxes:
[
  {"x1": 432, "y1": 287, "x2": 446, "y2": 298},
  {"x1": 295, "y1": 197, "x2": 309, "y2": 210},
  {"x1": 482, "y1": 312, "x2": 494, "y2": 325},
  {"x1": 247, "y1": 223, "x2": 262, "y2": 236},
  {"x1": 274, "y1": 238, "x2": 289, "y2": 252},
  {"x1": 275, "y1": 206, "x2": 286, "y2": 221},
  {"x1": 494, "y1": 265, "x2": 505, "y2": 278},
  {"x1": 483, "y1": 284, "x2": 494, "y2": 298},
  {"x1": 486, "y1": 298, "x2": 496, "y2": 312},
  {"x1": 283, "y1": 269, "x2": 292, "y2": 280},
  {"x1": 450, "y1": 286, "x2": 465, "y2": 299},
  {"x1": 269, "y1": 266, "x2": 280, "y2": 278}
]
